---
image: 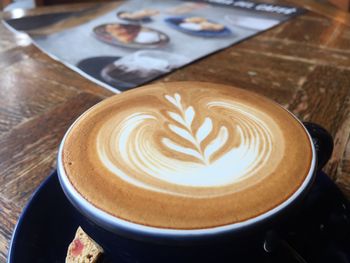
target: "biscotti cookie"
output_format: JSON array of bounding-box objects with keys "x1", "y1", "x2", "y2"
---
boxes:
[{"x1": 66, "y1": 227, "x2": 103, "y2": 263}]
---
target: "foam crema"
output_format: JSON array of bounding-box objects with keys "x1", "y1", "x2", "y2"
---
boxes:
[{"x1": 62, "y1": 82, "x2": 312, "y2": 229}]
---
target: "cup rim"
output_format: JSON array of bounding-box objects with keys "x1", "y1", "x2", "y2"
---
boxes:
[{"x1": 57, "y1": 105, "x2": 316, "y2": 240}]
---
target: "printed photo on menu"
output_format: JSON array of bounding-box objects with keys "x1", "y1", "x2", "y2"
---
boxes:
[{"x1": 4, "y1": 0, "x2": 303, "y2": 92}]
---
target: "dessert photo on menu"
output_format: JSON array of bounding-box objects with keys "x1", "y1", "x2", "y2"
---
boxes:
[{"x1": 4, "y1": 0, "x2": 303, "y2": 92}]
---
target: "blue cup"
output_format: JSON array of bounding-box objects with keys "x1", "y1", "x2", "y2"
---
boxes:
[{"x1": 58, "y1": 117, "x2": 333, "y2": 262}]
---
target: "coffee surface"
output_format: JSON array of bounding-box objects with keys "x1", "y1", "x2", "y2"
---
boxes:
[{"x1": 62, "y1": 82, "x2": 313, "y2": 229}]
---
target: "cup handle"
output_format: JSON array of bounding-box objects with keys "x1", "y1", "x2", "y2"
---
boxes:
[
  {"x1": 264, "y1": 231, "x2": 309, "y2": 263},
  {"x1": 303, "y1": 122, "x2": 334, "y2": 171},
  {"x1": 264, "y1": 123, "x2": 333, "y2": 261}
]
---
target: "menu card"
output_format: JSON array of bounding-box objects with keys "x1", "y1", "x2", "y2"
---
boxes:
[{"x1": 4, "y1": 0, "x2": 303, "y2": 92}]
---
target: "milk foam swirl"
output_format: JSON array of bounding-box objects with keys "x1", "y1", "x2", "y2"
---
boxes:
[
  {"x1": 63, "y1": 83, "x2": 313, "y2": 229},
  {"x1": 96, "y1": 92, "x2": 278, "y2": 197}
]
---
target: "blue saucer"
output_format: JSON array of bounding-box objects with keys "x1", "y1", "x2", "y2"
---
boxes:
[
  {"x1": 164, "y1": 17, "x2": 232, "y2": 37},
  {"x1": 7, "y1": 171, "x2": 350, "y2": 263},
  {"x1": 7, "y1": 171, "x2": 80, "y2": 263}
]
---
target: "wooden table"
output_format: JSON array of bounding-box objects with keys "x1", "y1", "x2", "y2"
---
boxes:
[{"x1": 0, "y1": 1, "x2": 350, "y2": 261}]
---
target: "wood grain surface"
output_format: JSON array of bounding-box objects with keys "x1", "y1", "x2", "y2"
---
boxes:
[{"x1": 0, "y1": 1, "x2": 350, "y2": 262}]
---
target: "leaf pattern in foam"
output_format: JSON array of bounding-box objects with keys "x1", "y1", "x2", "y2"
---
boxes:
[
  {"x1": 168, "y1": 111, "x2": 186, "y2": 126},
  {"x1": 168, "y1": 124, "x2": 197, "y2": 145},
  {"x1": 163, "y1": 93, "x2": 228, "y2": 165},
  {"x1": 165, "y1": 93, "x2": 182, "y2": 109},
  {"x1": 174, "y1": 93, "x2": 181, "y2": 103},
  {"x1": 196, "y1": 117, "x2": 212, "y2": 143},
  {"x1": 165, "y1": 95, "x2": 177, "y2": 107},
  {"x1": 162, "y1": 138, "x2": 203, "y2": 160},
  {"x1": 184, "y1": 106, "x2": 195, "y2": 126},
  {"x1": 204, "y1": 126, "x2": 228, "y2": 161}
]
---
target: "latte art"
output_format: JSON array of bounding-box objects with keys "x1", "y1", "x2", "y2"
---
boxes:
[
  {"x1": 97, "y1": 92, "x2": 278, "y2": 196},
  {"x1": 163, "y1": 93, "x2": 229, "y2": 165},
  {"x1": 62, "y1": 82, "x2": 313, "y2": 229}
]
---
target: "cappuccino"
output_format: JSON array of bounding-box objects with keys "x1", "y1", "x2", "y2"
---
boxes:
[{"x1": 62, "y1": 82, "x2": 312, "y2": 229}]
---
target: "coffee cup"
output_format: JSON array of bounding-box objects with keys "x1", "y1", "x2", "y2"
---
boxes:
[
  {"x1": 101, "y1": 51, "x2": 189, "y2": 88},
  {"x1": 58, "y1": 81, "x2": 333, "y2": 262}
]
